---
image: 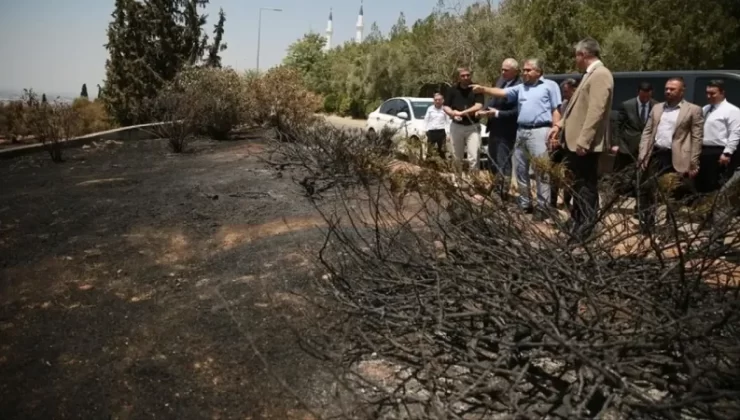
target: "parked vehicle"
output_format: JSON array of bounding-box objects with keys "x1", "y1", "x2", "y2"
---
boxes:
[
  {"x1": 544, "y1": 70, "x2": 740, "y2": 173},
  {"x1": 366, "y1": 96, "x2": 488, "y2": 149},
  {"x1": 546, "y1": 70, "x2": 740, "y2": 110}
]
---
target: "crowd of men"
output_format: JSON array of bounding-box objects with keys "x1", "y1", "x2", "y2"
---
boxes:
[{"x1": 423, "y1": 37, "x2": 740, "y2": 247}]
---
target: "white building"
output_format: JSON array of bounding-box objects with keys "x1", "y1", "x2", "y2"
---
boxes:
[
  {"x1": 355, "y1": 2, "x2": 364, "y2": 43},
  {"x1": 324, "y1": 9, "x2": 333, "y2": 51}
]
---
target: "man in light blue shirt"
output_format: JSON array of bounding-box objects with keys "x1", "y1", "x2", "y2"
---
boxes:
[{"x1": 472, "y1": 58, "x2": 562, "y2": 220}]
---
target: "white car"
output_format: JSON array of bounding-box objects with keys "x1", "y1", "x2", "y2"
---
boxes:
[{"x1": 366, "y1": 97, "x2": 489, "y2": 162}]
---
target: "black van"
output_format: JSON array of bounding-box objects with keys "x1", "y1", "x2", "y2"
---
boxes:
[
  {"x1": 546, "y1": 70, "x2": 740, "y2": 113},
  {"x1": 546, "y1": 70, "x2": 740, "y2": 173}
]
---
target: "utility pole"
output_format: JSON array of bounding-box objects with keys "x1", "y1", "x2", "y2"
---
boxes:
[{"x1": 256, "y1": 7, "x2": 282, "y2": 72}]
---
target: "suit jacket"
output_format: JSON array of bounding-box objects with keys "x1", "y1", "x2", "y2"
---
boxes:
[
  {"x1": 617, "y1": 97, "x2": 658, "y2": 155},
  {"x1": 486, "y1": 76, "x2": 521, "y2": 141},
  {"x1": 638, "y1": 100, "x2": 704, "y2": 173},
  {"x1": 562, "y1": 62, "x2": 614, "y2": 153}
]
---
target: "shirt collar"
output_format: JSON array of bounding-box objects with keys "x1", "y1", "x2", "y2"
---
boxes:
[
  {"x1": 637, "y1": 97, "x2": 650, "y2": 105},
  {"x1": 664, "y1": 100, "x2": 684, "y2": 109},
  {"x1": 586, "y1": 60, "x2": 602, "y2": 74}
]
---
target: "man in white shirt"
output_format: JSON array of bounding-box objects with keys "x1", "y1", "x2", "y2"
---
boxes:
[
  {"x1": 424, "y1": 92, "x2": 451, "y2": 158},
  {"x1": 637, "y1": 77, "x2": 704, "y2": 233},
  {"x1": 696, "y1": 79, "x2": 740, "y2": 194}
]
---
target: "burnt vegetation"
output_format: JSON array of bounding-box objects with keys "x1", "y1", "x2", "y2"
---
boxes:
[{"x1": 266, "y1": 120, "x2": 740, "y2": 419}]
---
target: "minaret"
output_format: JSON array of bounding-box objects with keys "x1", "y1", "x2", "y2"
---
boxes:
[
  {"x1": 324, "y1": 9, "x2": 333, "y2": 51},
  {"x1": 355, "y1": 1, "x2": 364, "y2": 43}
]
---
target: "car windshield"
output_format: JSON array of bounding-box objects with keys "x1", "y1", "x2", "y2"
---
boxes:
[{"x1": 410, "y1": 100, "x2": 433, "y2": 119}]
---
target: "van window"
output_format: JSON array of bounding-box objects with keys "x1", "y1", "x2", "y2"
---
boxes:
[
  {"x1": 613, "y1": 77, "x2": 669, "y2": 109},
  {"x1": 693, "y1": 77, "x2": 740, "y2": 106}
]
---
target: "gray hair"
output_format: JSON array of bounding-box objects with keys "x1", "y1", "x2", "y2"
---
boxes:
[
  {"x1": 524, "y1": 58, "x2": 544, "y2": 73},
  {"x1": 560, "y1": 78, "x2": 578, "y2": 88},
  {"x1": 575, "y1": 37, "x2": 601, "y2": 58},
  {"x1": 502, "y1": 58, "x2": 519, "y2": 70}
]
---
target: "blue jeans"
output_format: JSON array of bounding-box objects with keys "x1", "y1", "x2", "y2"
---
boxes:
[{"x1": 514, "y1": 127, "x2": 550, "y2": 209}]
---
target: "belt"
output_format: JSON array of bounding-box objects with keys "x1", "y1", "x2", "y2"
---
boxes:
[{"x1": 518, "y1": 122, "x2": 552, "y2": 129}]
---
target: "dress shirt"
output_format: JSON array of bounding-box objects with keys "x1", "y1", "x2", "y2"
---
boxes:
[
  {"x1": 503, "y1": 77, "x2": 561, "y2": 126},
  {"x1": 586, "y1": 60, "x2": 602, "y2": 74},
  {"x1": 424, "y1": 105, "x2": 450, "y2": 134},
  {"x1": 655, "y1": 103, "x2": 681, "y2": 150},
  {"x1": 577, "y1": 60, "x2": 602, "y2": 87},
  {"x1": 702, "y1": 99, "x2": 740, "y2": 154}
]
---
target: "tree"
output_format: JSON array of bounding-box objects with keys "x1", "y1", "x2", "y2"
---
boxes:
[
  {"x1": 365, "y1": 22, "x2": 383, "y2": 43},
  {"x1": 205, "y1": 8, "x2": 227, "y2": 67},
  {"x1": 283, "y1": 33, "x2": 327, "y2": 88},
  {"x1": 80, "y1": 83, "x2": 88, "y2": 98},
  {"x1": 102, "y1": 0, "x2": 226, "y2": 125},
  {"x1": 42, "y1": 93, "x2": 48, "y2": 103},
  {"x1": 601, "y1": 26, "x2": 647, "y2": 72},
  {"x1": 389, "y1": 12, "x2": 408, "y2": 39}
]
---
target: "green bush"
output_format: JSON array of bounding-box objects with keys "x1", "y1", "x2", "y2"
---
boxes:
[
  {"x1": 322, "y1": 94, "x2": 339, "y2": 114},
  {"x1": 242, "y1": 66, "x2": 322, "y2": 128},
  {"x1": 71, "y1": 98, "x2": 115, "y2": 136},
  {"x1": 173, "y1": 67, "x2": 245, "y2": 140}
]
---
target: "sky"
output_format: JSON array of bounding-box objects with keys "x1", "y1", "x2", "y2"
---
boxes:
[{"x1": 0, "y1": 0, "x2": 482, "y2": 98}]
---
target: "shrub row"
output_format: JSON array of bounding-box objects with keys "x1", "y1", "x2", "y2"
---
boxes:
[
  {"x1": 150, "y1": 66, "x2": 322, "y2": 152},
  {"x1": 0, "y1": 92, "x2": 113, "y2": 144},
  {"x1": 0, "y1": 66, "x2": 322, "y2": 157}
]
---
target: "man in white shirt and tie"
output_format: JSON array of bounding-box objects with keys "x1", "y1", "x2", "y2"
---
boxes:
[
  {"x1": 696, "y1": 79, "x2": 740, "y2": 194},
  {"x1": 424, "y1": 92, "x2": 451, "y2": 158}
]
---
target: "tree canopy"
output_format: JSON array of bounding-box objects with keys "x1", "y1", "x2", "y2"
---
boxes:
[
  {"x1": 102, "y1": 0, "x2": 228, "y2": 125},
  {"x1": 282, "y1": 0, "x2": 740, "y2": 118}
]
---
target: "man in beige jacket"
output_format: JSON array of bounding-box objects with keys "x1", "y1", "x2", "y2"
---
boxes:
[
  {"x1": 636, "y1": 77, "x2": 704, "y2": 233},
  {"x1": 549, "y1": 38, "x2": 614, "y2": 241}
]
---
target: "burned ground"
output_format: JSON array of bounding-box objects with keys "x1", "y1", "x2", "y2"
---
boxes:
[{"x1": 0, "y1": 137, "x2": 330, "y2": 419}]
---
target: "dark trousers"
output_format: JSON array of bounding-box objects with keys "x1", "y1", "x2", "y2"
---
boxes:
[
  {"x1": 488, "y1": 136, "x2": 515, "y2": 176},
  {"x1": 488, "y1": 135, "x2": 516, "y2": 197},
  {"x1": 637, "y1": 149, "x2": 694, "y2": 231},
  {"x1": 696, "y1": 146, "x2": 730, "y2": 194},
  {"x1": 426, "y1": 129, "x2": 446, "y2": 159},
  {"x1": 612, "y1": 152, "x2": 638, "y2": 196},
  {"x1": 565, "y1": 150, "x2": 600, "y2": 239},
  {"x1": 550, "y1": 147, "x2": 572, "y2": 208}
]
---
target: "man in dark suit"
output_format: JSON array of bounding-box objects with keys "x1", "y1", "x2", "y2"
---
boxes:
[
  {"x1": 611, "y1": 82, "x2": 658, "y2": 198},
  {"x1": 476, "y1": 58, "x2": 521, "y2": 200}
]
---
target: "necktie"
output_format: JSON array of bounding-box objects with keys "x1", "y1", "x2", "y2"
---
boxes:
[
  {"x1": 706, "y1": 105, "x2": 715, "y2": 116},
  {"x1": 640, "y1": 103, "x2": 647, "y2": 123}
]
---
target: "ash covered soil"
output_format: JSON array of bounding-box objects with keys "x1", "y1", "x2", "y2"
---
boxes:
[{"x1": 0, "y1": 137, "x2": 332, "y2": 419}]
